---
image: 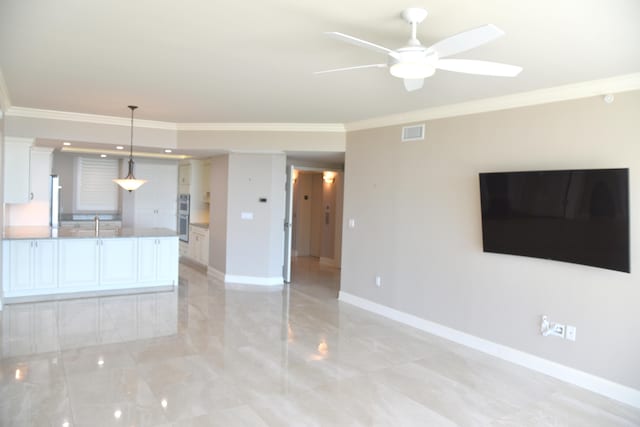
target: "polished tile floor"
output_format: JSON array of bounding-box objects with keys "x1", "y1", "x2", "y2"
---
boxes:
[{"x1": 1, "y1": 257, "x2": 639, "y2": 426}]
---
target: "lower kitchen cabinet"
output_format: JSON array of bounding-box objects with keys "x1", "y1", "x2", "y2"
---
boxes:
[
  {"x1": 3, "y1": 234, "x2": 178, "y2": 298},
  {"x1": 58, "y1": 238, "x2": 100, "y2": 289},
  {"x1": 100, "y1": 238, "x2": 138, "y2": 286},
  {"x1": 3, "y1": 239, "x2": 58, "y2": 294},
  {"x1": 187, "y1": 226, "x2": 209, "y2": 266},
  {"x1": 138, "y1": 236, "x2": 178, "y2": 284}
]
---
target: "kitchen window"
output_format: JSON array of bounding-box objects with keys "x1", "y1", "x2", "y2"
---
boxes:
[{"x1": 74, "y1": 156, "x2": 119, "y2": 211}]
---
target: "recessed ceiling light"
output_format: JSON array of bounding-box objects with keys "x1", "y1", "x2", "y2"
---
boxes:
[
  {"x1": 164, "y1": 149, "x2": 172, "y2": 153},
  {"x1": 116, "y1": 146, "x2": 124, "y2": 150},
  {"x1": 100, "y1": 154, "x2": 107, "y2": 158},
  {"x1": 63, "y1": 142, "x2": 71, "y2": 146}
]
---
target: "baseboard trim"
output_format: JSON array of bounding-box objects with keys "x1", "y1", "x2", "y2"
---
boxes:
[
  {"x1": 225, "y1": 274, "x2": 284, "y2": 286},
  {"x1": 207, "y1": 267, "x2": 225, "y2": 282},
  {"x1": 207, "y1": 267, "x2": 283, "y2": 286},
  {"x1": 338, "y1": 291, "x2": 640, "y2": 409}
]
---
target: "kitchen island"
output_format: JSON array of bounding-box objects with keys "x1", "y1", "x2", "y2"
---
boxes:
[{"x1": 2, "y1": 226, "x2": 178, "y2": 300}]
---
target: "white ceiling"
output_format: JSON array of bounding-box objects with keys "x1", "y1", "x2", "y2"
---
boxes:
[{"x1": 0, "y1": 0, "x2": 639, "y2": 124}]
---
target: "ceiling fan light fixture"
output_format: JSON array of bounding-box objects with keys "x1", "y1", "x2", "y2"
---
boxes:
[
  {"x1": 114, "y1": 105, "x2": 147, "y2": 192},
  {"x1": 389, "y1": 61, "x2": 436, "y2": 79}
]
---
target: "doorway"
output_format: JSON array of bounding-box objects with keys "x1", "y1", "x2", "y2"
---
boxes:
[{"x1": 284, "y1": 167, "x2": 344, "y2": 285}]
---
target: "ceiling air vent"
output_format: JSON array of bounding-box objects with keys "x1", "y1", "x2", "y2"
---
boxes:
[{"x1": 401, "y1": 124, "x2": 425, "y2": 142}]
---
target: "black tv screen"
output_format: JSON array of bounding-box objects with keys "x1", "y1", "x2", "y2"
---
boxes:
[{"x1": 479, "y1": 168, "x2": 629, "y2": 272}]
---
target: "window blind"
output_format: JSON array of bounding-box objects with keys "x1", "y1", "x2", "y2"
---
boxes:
[{"x1": 75, "y1": 157, "x2": 119, "y2": 211}]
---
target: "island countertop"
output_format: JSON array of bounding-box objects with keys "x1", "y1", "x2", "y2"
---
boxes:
[{"x1": 3, "y1": 226, "x2": 178, "y2": 240}]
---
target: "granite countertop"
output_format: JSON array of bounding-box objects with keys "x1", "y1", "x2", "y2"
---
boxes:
[
  {"x1": 190, "y1": 223, "x2": 209, "y2": 229},
  {"x1": 3, "y1": 226, "x2": 178, "y2": 240}
]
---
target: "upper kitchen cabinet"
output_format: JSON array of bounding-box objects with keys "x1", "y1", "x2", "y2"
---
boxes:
[
  {"x1": 30, "y1": 147, "x2": 54, "y2": 202},
  {"x1": 131, "y1": 161, "x2": 178, "y2": 230},
  {"x1": 3, "y1": 138, "x2": 53, "y2": 205},
  {"x1": 178, "y1": 163, "x2": 191, "y2": 193}
]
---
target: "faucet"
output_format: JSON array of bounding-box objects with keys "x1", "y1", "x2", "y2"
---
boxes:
[{"x1": 94, "y1": 214, "x2": 100, "y2": 235}]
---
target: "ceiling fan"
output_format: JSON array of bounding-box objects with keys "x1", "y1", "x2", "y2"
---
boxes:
[{"x1": 315, "y1": 8, "x2": 522, "y2": 92}]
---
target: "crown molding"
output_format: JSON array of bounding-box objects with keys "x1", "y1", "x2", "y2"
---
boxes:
[
  {"x1": 5, "y1": 106, "x2": 345, "y2": 133},
  {"x1": 61, "y1": 146, "x2": 190, "y2": 160},
  {"x1": 345, "y1": 73, "x2": 640, "y2": 131},
  {"x1": 4, "y1": 73, "x2": 639, "y2": 134},
  {"x1": 5, "y1": 107, "x2": 178, "y2": 130},
  {"x1": 176, "y1": 122, "x2": 345, "y2": 132},
  {"x1": 0, "y1": 67, "x2": 12, "y2": 113}
]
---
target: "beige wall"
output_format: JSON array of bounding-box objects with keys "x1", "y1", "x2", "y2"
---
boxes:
[
  {"x1": 341, "y1": 90, "x2": 640, "y2": 390},
  {"x1": 225, "y1": 153, "x2": 286, "y2": 279},
  {"x1": 209, "y1": 155, "x2": 229, "y2": 273},
  {"x1": 0, "y1": 114, "x2": 4, "y2": 310}
]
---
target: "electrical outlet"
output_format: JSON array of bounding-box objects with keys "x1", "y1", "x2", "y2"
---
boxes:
[
  {"x1": 565, "y1": 325, "x2": 577, "y2": 341},
  {"x1": 552, "y1": 323, "x2": 565, "y2": 337},
  {"x1": 375, "y1": 276, "x2": 381, "y2": 287}
]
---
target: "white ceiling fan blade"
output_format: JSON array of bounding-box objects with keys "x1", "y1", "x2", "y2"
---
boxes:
[
  {"x1": 403, "y1": 78, "x2": 424, "y2": 92},
  {"x1": 314, "y1": 64, "x2": 387, "y2": 75},
  {"x1": 325, "y1": 32, "x2": 397, "y2": 57},
  {"x1": 429, "y1": 24, "x2": 504, "y2": 58},
  {"x1": 436, "y1": 59, "x2": 522, "y2": 77}
]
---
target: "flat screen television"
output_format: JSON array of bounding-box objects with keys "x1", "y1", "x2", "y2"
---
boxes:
[{"x1": 479, "y1": 168, "x2": 629, "y2": 272}]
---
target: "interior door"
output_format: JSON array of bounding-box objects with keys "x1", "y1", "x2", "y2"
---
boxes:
[{"x1": 283, "y1": 164, "x2": 294, "y2": 283}]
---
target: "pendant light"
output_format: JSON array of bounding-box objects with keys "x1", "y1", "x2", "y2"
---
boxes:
[{"x1": 113, "y1": 105, "x2": 147, "y2": 192}]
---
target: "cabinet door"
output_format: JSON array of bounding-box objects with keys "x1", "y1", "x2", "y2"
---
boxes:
[
  {"x1": 9, "y1": 240, "x2": 33, "y2": 291},
  {"x1": 4, "y1": 138, "x2": 32, "y2": 204},
  {"x1": 156, "y1": 237, "x2": 178, "y2": 284},
  {"x1": 137, "y1": 237, "x2": 158, "y2": 283},
  {"x1": 100, "y1": 238, "x2": 138, "y2": 286},
  {"x1": 30, "y1": 148, "x2": 53, "y2": 202},
  {"x1": 33, "y1": 239, "x2": 58, "y2": 290},
  {"x1": 58, "y1": 239, "x2": 100, "y2": 288},
  {"x1": 200, "y1": 230, "x2": 209, "y2": 265}
]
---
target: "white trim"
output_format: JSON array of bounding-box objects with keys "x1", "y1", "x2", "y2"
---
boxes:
[
  {"x1": 0, "y1": 67, "x2": 11, "y2": 112},
  {"x1": 6, "y1": 107, "x2": 177, "y2": 130},
  {"x1": 345, "y1": 73, "x2": 640, "y2": 131},
  {"x1": 5, "y1": 106, "x2": 345, "y2": 133},
  {"x1": 206, "y1": 267, "x2": 283, "y2": 286},
  {"x1": 224, "y1": 274, "x2": 283, "y2": 286},
  {"x1": 177, "y1": 122, "x2": 345, "y2": 133},
  {"x1": 338, "y1": 291, "x2": 640, "y2": 409}
]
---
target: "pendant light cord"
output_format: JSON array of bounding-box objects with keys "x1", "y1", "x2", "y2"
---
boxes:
[{"x1": 128, "y1": 105, "x2": 137, "y2": 160}]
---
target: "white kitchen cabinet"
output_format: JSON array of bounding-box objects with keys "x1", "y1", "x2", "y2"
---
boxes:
[
  {"x1": 99, "y1": 238, "x2": 138, "y2": 286},
  {"x1": 4, "y1": 137, "x2": 33, "y2": 203},
  {"x1": 58, "y1": 238, "x2": 100, "y2": 288},
  {"x1": 138, "y1": 236, "x2": 178, "y2": 285},
  {"x1": 5, "y1": 239, "x2": 58, "y2": 293},
  {"x1": 187, "y1": 226, "x2": 209, "y2": 266},
  {"x1": 30, "y1": 147, "x2": 54, "y2": 202},
  {"x1": 3, "y1": 234, "x2": 178, "y2": 298},
  {"x1": 135, "y1": 208, "x2": 177, "y2": 230},
  {"x1": 179, "y1": 163, "x2": 191, "y2": 194},
  {"x1": 134, "y1": 162, "x2": 178, "y2": 231}
]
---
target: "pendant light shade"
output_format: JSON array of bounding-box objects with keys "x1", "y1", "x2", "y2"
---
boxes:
[{"x1": 114, "y1": 105, "x2": 147, "y2": 192}]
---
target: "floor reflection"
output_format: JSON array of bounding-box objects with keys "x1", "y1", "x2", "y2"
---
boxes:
[{"x1": 1, "y1": 256, "x2": 638, "y2": 426}]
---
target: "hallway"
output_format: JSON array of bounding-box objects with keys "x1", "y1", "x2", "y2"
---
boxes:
[{"x1": 0, "y1": 259, "x2": 638, "y2": 426}]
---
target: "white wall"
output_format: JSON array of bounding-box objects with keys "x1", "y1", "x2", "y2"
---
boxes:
[{"x1": 341, "y1": 90, "x2": 640, "y2": 391}]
